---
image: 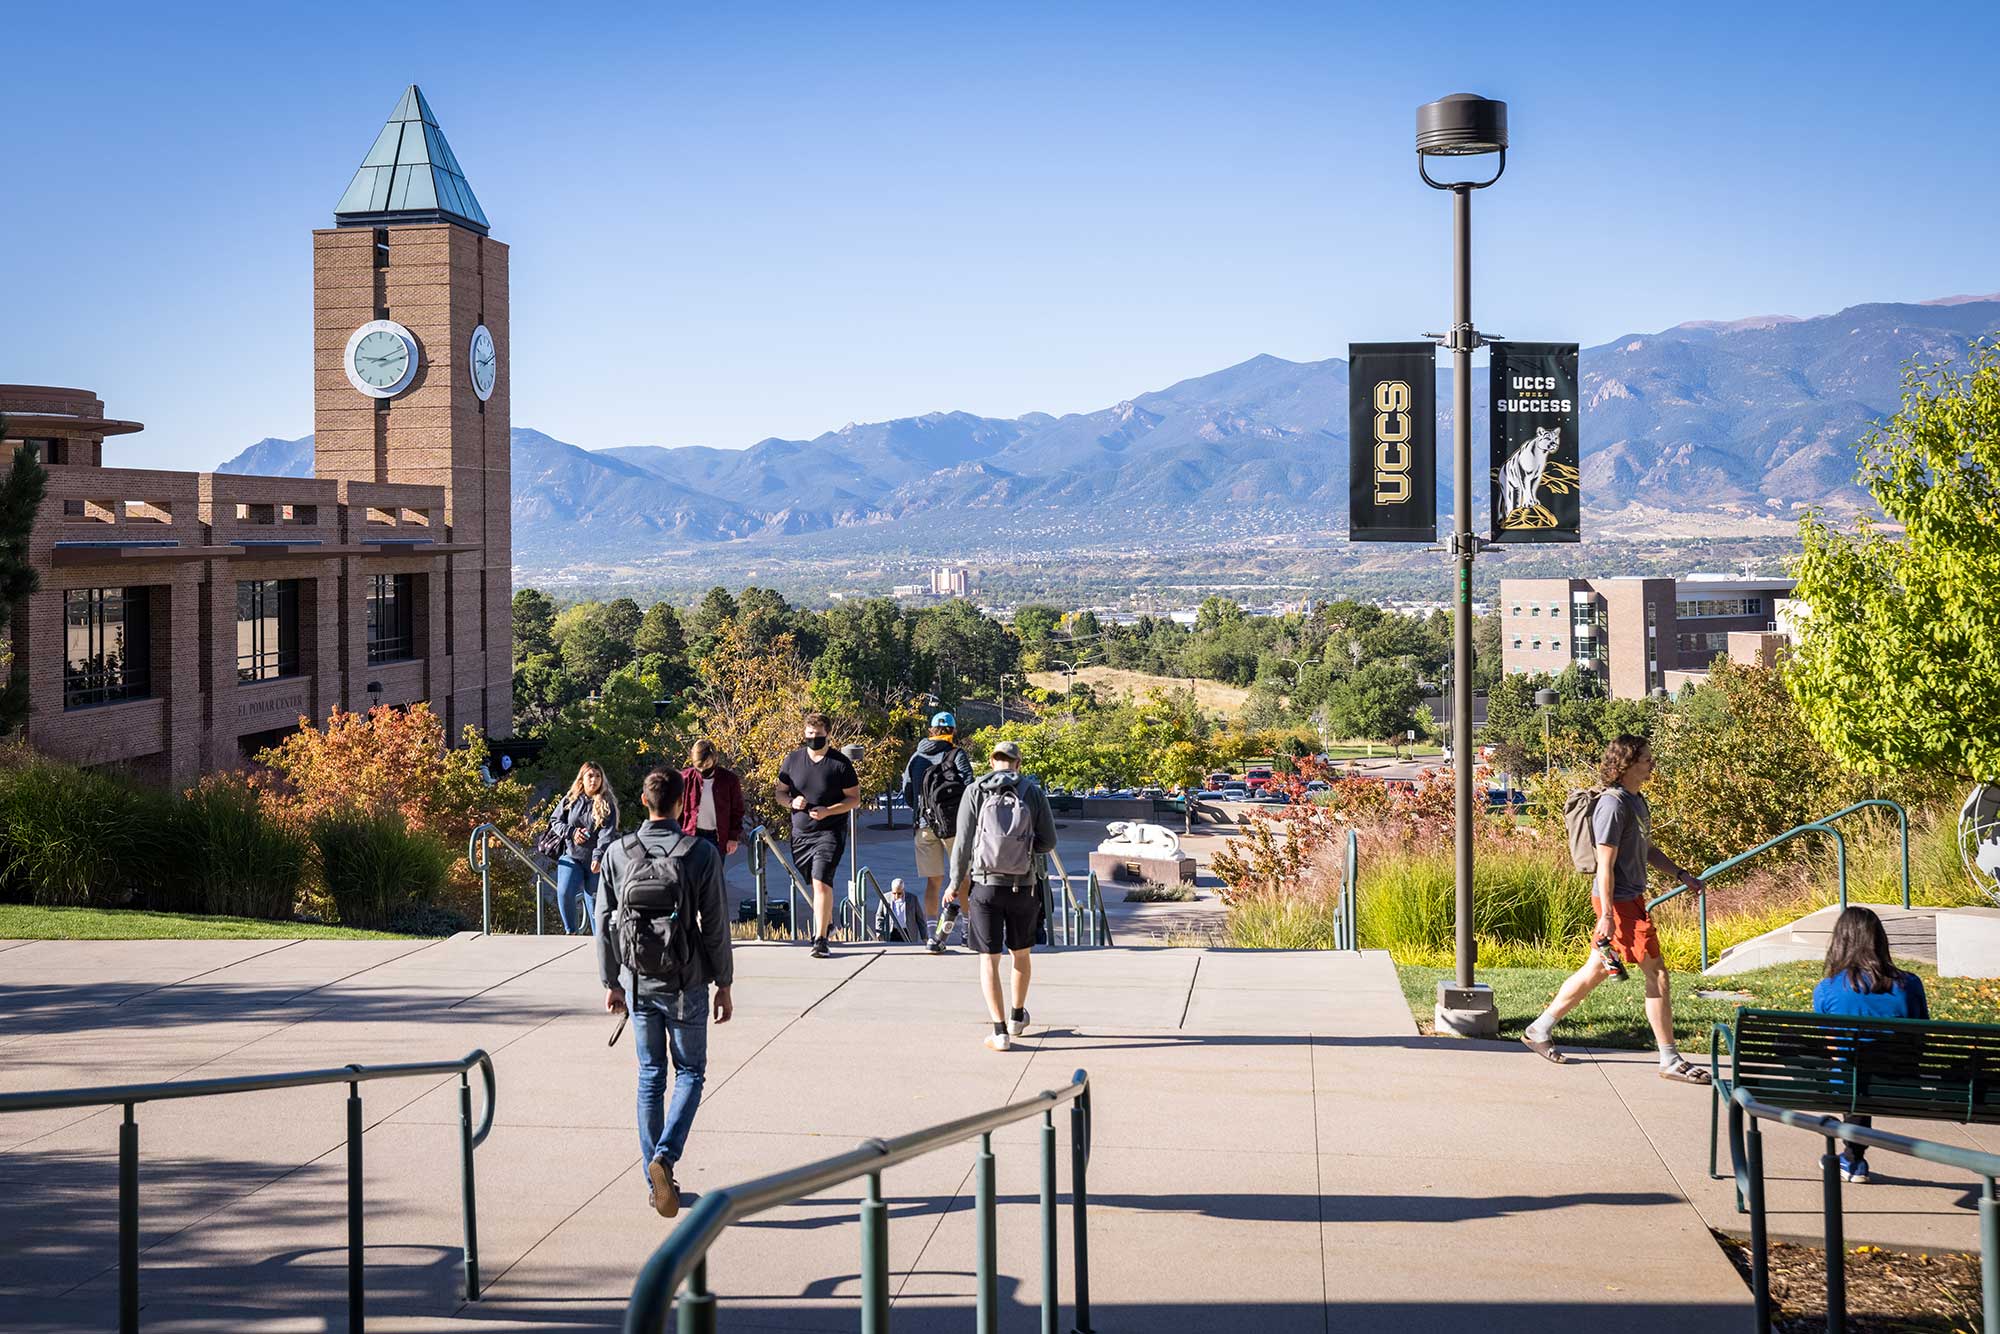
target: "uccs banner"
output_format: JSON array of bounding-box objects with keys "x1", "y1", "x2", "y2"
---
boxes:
[
  {"x1": 1489, "y1": 342, "x2": 1581, "y2": 543},
  {"x1": 1347, "y1": 342, "x2": 1437, "y2": 542}
]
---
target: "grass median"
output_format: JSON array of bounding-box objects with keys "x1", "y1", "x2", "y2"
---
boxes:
[
  {"x1": 0, "y1": 904, "x2": 416, "y2": 941},
  {"x1": 1395, "y1": 960, "x2": 1999, "y2": 1052}
]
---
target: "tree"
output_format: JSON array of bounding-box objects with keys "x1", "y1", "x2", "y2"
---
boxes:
[
  {"x1": 553, "y1": 601, "x2": 635, "y2": 693},
  {"x1": 1070, "y1": 610, "x2": 1102, "y2": 640},
  {"x1": 914, "y1": 599, "x2": 1015, "y2": 705},
  {"x1": 1788, "y1": 340, "x2": 2000, "y2": 781},
  {"x1": 634, "y1": 601, "x2": 693, "y2": 694},
  {"x1": 1323, "y1": 662, "x2": 1424, "y2": 745},
  {"x1": 512, "y1": 588, "x2": 556, "y2": 662},
  {"x1": 603, "y1": 596, "x2": 644, "y2": 650},
  {"x1": 687, "y1": 586, "x2": 739, "y2": 654},
  {"x1": 686, "y1": 621, "x2": 816, "y2": 827},
  {"x1": 0, "y1": 428, "x2": 48, "y2": 733},
  {"x1": 1013, "y1": 604, "x2": 1063, "y2": 645},
  {"x1": 1194, "y1": 596, "x2": 1245, "y2": 632}
]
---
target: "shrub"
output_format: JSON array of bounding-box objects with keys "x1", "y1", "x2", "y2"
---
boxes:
[
  {"x1": 151, "y1": 773, "x2": 308, "y2": 919},
  {"x1": 311, "y1": 809, "x2": 453, "y2": 932},
  {"x1": 0, "y1": 745, "x2": 171, "y2": 907}
]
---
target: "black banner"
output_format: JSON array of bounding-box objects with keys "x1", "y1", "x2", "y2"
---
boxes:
[
  {"x1": 1347, "y1": 342, "x2": 1437, "y2": 542},
  {"x1": 1489, "y1": 341, "x2": 1581, "y2": 543}
]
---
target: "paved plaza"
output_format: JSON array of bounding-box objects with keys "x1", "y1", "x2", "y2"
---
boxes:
[{"x1": 2, "y1": 934, "x2": 1993, "y2": 1331}]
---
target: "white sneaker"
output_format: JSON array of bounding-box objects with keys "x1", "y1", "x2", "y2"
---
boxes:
[
  {"x1": 1008, "y1": 1009, "x2": 1031, "y2": 1037},
  {"x1": 984, "y1": 1031, "x2": 1011, "y2": 1052}
]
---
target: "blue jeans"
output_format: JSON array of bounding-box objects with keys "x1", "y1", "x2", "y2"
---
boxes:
[
  {"x1": 627, "y1": 983, "x2": 709, "y2": 1183},
  {"x1": 554, "y1": 856, "x2": 596, "y2": 934}
]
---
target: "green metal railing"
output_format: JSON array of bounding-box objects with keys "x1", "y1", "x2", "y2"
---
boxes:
[
  {"x1": 624, "y1": 1069, "x2": 1093, "y2": 1334},
  {"x1": 1045, "y1": 850, "x2": 1112, "y2": 947},
  {"x1": 1724, "y1": 1083, "x2": 1998, "y2": 1333},
  {"x1": 1335, "y1": 828, "x2": 1359, "y2": 951},
  {"x1": 0, "y1": 1050, "x2": 496, "y2": 1334},
  {"x1": 469, "y1": 822, "x2": 564, "y2": 935},
  {"x1": 1647, "y1": 799, "x2": 1908, "y2": 972}
]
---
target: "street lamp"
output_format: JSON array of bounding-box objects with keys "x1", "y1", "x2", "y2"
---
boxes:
[
  {"x1": 1419, "y1": 92, "x2": 1508, "y2": 1039},
  {"x1": 1534, "y1": 687, "x2": 1559, "y2": 782}
]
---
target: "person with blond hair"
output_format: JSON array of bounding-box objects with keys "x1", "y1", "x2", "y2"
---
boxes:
[
  {"x1": 548, "y1": 761, "x2": 621, "y2": 934},
  {"x1": 1522, "y1": 734, "x2": 1711, "y2": 1082}
]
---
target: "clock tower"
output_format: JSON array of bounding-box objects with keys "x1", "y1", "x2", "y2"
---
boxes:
[{"x1": 314, "y1": 85, "x2": 511, "y2": 737}]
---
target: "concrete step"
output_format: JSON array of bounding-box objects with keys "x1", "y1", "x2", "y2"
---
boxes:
[{"x1": 1704, "y1": 900, "x2": 1940, "y2": 976}]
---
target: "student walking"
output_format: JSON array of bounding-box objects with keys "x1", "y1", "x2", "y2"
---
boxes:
[
  {"x1": 873, "y1": 876, "x2": 929, "y2": 944},
  {"x1": 547, "y1": 761, "x2": 620, "y2": 935},
  {"x1": 1522, "y1": 734, "x2": 1712, "y2": 1082},
  {"x1": 597, "y1": 769, "x2": 734, "y2": 1219},
  {"x1": 1813, "y1": 905, "x2": 1929, "y2": 1183},
  {"x1": 680, "y1": 740, "x2": 745, "y2": 859},
  {"x1": 947, "y1": 739, "x2": 1057, "y2": 1052},
  {"x1": 776, "y1": 712, "x2": 862, "y2": 959},
  {"x1": 902, "y1": 711, "x2": 974, "y2": 927}
]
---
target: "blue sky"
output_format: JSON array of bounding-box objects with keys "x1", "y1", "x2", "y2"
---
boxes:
[{"x1": 6, "y1": 1, "x2": 1996, "y2": 472}]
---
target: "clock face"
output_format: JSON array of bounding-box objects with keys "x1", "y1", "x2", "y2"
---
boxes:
[
  {"x1": 469, "y1": 324, "x2": 497, "y2": 401},
  {"x1": 343, "y1": 320, "x2": 420, "y2": 398}
]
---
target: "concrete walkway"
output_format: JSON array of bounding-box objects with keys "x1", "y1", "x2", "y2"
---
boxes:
[{"x1": 0, "y1": 935, "x2": 1756, "y2": 1330}]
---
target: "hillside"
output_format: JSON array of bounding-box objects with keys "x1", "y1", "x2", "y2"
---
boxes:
[{"x1": 216, "y1": 294, "x2": 2000, "y2": 574}]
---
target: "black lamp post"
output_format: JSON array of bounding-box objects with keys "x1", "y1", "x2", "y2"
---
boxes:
[
  {"x1": 1534, "y1": 687, "x2": 1560, "y2": 781},
  {"x1": 1418, "y1": 92, "x2": 1507, "y2": 1038}
]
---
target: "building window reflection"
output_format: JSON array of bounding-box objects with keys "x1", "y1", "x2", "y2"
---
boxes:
[
  {"x1": 237, "y1": 579, "x2": 301, "y2": 682},
  {"x1": 64, "y1": 587, "x2": 151, "y2": 709},
  {"x1": 366, "y1": 573, "x2": 414, "y2": 664}
]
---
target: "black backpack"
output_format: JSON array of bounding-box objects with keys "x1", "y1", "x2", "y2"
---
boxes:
[
  {"x1": 613, "y1": 832, "x2": 700, "y2": 982},
  {"x1": 919, "y1": 754, "x2": 969, "y2": 839}
]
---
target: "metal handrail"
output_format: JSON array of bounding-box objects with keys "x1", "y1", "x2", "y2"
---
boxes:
[
  {"x1": 1045, "y1": 849, "x2": 1086, "y2": 945},
  {"x1": 469, "y1": 821, "x2": 560, "y2": 936},
  {"x1": 1337, "y1": 828, "x2": 1359, "y2": 951},
  {"x1": 856, "y1": 866, "x2": 904, "y2": 942},
  {"x1": 755, "y1": 826, "x2": 817, "y2": 941},
  {"x1": 624, "y1": 1070, "x2": 1093, "y2": 1334},
  {"x1": 0, "y1": 1051, "x2": 497, "y2": 1334},
  {"x1": 1088, "y1": 870, "x2": 1113, "y2": 946},
  {"x1": 1646, "y1": 798, "x2": 1908, "y2": 972},
  {"x1": 1724, "y1": 1083, "x2": 1998, "y2": 1333}
]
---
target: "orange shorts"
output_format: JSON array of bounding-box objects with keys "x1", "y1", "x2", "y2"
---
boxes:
[{"x1": 1606, "y1": 897, "x2": 1661, "y2": 965}]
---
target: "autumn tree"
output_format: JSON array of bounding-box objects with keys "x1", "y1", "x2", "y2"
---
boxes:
[{"x1": 1788, "y1": 340, "x2": 2000, "y2": 781}]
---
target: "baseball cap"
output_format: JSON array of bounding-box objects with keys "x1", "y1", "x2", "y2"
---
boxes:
[
  {"x1": 931, "y1": 711, "x2": 957, "y2": 730},
  {"x1": 991, "y1": 739, "x2": 1022, "y2": 761}
]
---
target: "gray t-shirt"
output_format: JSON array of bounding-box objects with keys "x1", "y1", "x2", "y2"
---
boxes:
[{"x1": 1591, "y1": 788, "x2": 1652, "y2": 902}]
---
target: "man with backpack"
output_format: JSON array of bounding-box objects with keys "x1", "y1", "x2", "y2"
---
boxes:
[
  {"x1": 1526, "y1": 734, "x2": 1710, "y2": 1083},
  {"x1": 947, "y1": 739, "x2": 1057, "y2": 1052},
  {"x1": 902, "y1": 711, "x2": 973, "y2": 941},
  {"x1": 597, "y1": 768, "x2": 735, "y2": 1219}
]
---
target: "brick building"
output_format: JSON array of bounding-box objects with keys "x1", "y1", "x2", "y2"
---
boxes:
[
  {"x1": 1498, "y1": 575, "x2": 1794, "y2": 699},
  {"x1": 2, "y1": 86, "x2": 511, "y2": 785}
]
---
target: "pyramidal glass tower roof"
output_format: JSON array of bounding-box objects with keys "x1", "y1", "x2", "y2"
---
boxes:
[{"x1": 334, "y1": 85, "x2": 490, "y2": 234}]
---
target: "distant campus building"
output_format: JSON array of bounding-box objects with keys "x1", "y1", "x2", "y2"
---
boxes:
[
  {"x1": 1, "y1": 86, "x2": 512, "y2": 784},
  {"x1": 1498, "y1": 574, "x2": 1796, "y2": 699}
]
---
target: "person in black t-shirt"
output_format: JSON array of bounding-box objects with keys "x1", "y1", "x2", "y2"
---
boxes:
[{"x1": 775, "y1": 711, "x2": 861, "y2": 958}]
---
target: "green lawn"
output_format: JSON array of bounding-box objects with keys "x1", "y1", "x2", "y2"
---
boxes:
[
  {"x1": 1396, "y1": 961, "x2": 2000, "y2": 1052},
  {"x1": 0, "y1": 904, "x2": 416, "y2": 941}
]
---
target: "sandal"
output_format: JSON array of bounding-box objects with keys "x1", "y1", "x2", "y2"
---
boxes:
[
  {"x1": 1520, "y1": 1032, "x2": 1567, "y2": 1064},
  {"x1": 1659, "y1": 1057, "x2": 1712, "y2": 1085}
]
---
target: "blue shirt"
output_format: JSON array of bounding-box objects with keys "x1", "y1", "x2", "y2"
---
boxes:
[{"x1": 1811, "y1": 971, "x2": 1929, "y2": 1022}]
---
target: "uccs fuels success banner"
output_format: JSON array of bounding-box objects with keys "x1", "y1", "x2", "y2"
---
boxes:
[
  {"x1": 1489, "y1": 341, "x2": 1581, "y2": 543},
  {"x1": 1347, "y1": 342, "x2": 1437, "y2": 542}
]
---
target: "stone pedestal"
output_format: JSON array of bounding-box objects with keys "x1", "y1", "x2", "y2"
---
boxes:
[
  {"x1": 1936, "y1": 906, "x2": 2000, "y2": 979},
  {"x1": 1089, "y1": 850, "x2": 1196, "y2": 885}
]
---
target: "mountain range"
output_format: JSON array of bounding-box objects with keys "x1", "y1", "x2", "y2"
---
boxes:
[{"x1": 219, "y1": 295, "x2": 2000, "y2": 572}]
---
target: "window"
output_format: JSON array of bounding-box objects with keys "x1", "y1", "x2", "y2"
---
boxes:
[
  {"x1": 1531, "y1": 638, "x2": 1542, "y2": 650},
  {"x1": 63, "y1": 587, "x2": 150, "y2": 709},
  {"x1": 366, "y1": 573, "x2": 414, "y2": 664},
  {"x1": 1510, "y1": 605, "x2": 1521, "y2": 617},
  {"x1": 18, "y1": 437, "x2": 64, "y2": 465},
  {"x1": 1676, "y1": 596, "x2": 1765, "y2": 619},
  {"x1": 1551, "y1": 639, "x2": 1563, "y2": 651},
  {"x1": 1676, "y1": 631, "x2": 1731, "y2": 658},
  {"x1": 1530, "y1": 606, "x2": 1541, "y2": 617},
  {"x1": 237, "y1": 579, "x2": 300, "y2": 682},
  {"x1": 1549, "y1": 604, "x2": 1561, "y2": 617}
]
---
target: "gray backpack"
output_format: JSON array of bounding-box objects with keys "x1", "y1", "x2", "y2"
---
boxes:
[
  {"x1": 1564, "y1": 787, "x2": 1610, "y2": 874},
  {"x1": 975, "y1": 780, "x2": 1036, "y2": 878}
]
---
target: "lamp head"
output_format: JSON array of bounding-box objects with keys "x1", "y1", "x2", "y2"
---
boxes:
[
  {"x1": 1534, "y1": 688, "x2": 1560, "y2": 708},
  {"x1": 1416, "y1": 94, "x2": 1508, "y2": 191}
]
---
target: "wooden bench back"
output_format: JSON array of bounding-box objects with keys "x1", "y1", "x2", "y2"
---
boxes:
[{"x1": 1730, "y1": 1007, "x2": 2000, "y2": 1124}]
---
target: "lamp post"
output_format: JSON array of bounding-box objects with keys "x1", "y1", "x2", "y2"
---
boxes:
[
  {"x1": 1534, "y1": 687, "x2": 1559, "y2": 782},
  {"x1": 1418, "y1": 92, "x2": 1507, "y2": 1039}
]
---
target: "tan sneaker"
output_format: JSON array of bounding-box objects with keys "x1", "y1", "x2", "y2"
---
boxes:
[
  {"x1": 647, "y1": 1158, "x2": 680, "y2": 1218},
  {"x1": 984, "y1": 1031, "x2": 1011, "y2": 1052}
]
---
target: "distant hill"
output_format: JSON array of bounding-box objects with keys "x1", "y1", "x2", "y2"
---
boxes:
[{"x1": 217, "y1": 296, "x2": 2000, "y2": 570}]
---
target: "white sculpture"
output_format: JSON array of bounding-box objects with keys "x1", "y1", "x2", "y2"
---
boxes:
[{"x1": 1098, "y1": 821, "x2": 1184, "y2": 859}]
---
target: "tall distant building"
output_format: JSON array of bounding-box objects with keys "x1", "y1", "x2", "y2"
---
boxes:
[
  {"x1": 931, "y1": 566, "x2": 969, "y2": 597},
  {"x1": 1498, "y1": 575, "x2": 1795, "y2": 699},
  {"x1": 3, "y1": 85, "x2": 512, "y2": 784}
]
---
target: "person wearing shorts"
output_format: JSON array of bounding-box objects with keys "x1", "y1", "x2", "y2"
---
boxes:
[
  {"x1": 947, "y1": 739, "x2": 1056, "y2": 1052},
  {"x1": 775, "y1": 712, "x2": 861, "y2": 959},
  {"x1": 1522, "y1": 734, "x2": 1711, "y2": 1082}
]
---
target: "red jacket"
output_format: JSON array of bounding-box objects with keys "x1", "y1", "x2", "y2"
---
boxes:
[{"x1": 680, "y1": 764, "x2": 745, "y2": 846}]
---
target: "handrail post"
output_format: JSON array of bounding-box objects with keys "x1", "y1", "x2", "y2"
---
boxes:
[
  {"x1": 348, "y1": 1081, "x2": 365, "y2": 1333},
  {"x1": 1832, "y1": 826, "x2": 1848, "y2": 910},
  {"x1": 119, "y1": 1102, "x2": 138, "y2": 1334},
  {"x1": 678, "y1": 1256, "x2": 716, "y2": 1334},
  {"x1": 1897, "y1": 802, "x2": 1911, "y2": 909},
  {"x1": 459, "y1": 1072, "x2": 481, "y2": 1301},
  {"x1": 752, "y1": 838, "x2": 767, "y2": 941},
  {"x1": 1699, "y1": 893, "x2": 1710, "y2": 974},
  {"x1": 1041, "y1": 1110, "x2": 1058, "y2": 1334},
  {"x1": 976, "y1": 1132, "x2": 998, "y2": 1334},
  {"x1": 1070, "y1": 1095, "x2": 1093, "y2": 1334},
  {"x1": 477, "y1": 829, "x2": 491, "y2": 936},
  {"x1": 1747, "y1": 1117, "x2": 1771, "y2": 1334},
  {"x1": 1821, "y1": 1135, "x2": 1846, "y2": 1334},
  {"x1": 1982, "y1": 1177, "x2": 1998, "y2": 1334},
  {"x1": 861, "y1": 1171, "x2": 889, "y2": 1334}
]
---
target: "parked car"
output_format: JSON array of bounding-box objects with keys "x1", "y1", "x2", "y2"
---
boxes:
[
  {"x1": 1195, "y1": 789, "x2": 1231, "y2": 801},
  {"x1": 1305, "y1": 780, "x2": 1329, "y2": 793},
  {"x1": 1244, "y1": 766, "x2": 1274, "y2": 791},
  {"x1": 1220, "y1": 786, "x2": 1250, "y2": 801}
]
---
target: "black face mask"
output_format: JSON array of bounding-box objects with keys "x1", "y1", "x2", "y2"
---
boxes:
[
  {"x1": 804, "y1": 735, "x2": 828, "y2": 752},
  {"x1": 698, "y1": 762, "x2": 715, "y2": 774}
]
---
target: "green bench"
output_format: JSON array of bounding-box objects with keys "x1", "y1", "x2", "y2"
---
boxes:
[{"x1": 1710, "y1": 1006, "x2": 2000, "y2": 1187}]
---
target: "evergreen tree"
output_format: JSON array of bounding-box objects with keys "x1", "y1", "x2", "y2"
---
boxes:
[{"x1": 0, "y1": 422, "x2": 48, "y2": 734}]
